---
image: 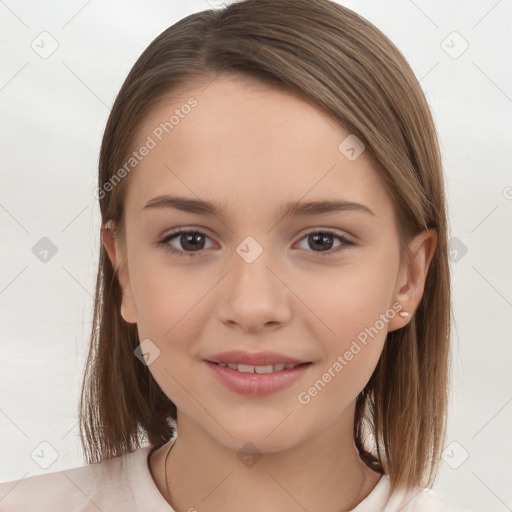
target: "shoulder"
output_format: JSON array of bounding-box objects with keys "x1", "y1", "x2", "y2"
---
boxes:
[
  {"x1": 0, "y1": 445, "x2": 153, "y2": 512},
  {"x1": 389, "y1": 483, "x2": 470, "y2": 512},
  {"x1": 412, "y1": 488, "x2": 470, "y2": 512},
  {"x1": 356, "y1": 475, "x2": 470, "y2": 512}
]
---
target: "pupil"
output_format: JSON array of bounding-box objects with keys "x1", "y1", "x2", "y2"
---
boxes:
[
  {"x1": 182, "y1": 233, "x2": 204, "y2": 251},
  {"x1": 310, "y1": 233, "x2": 333, "y2": 251}
]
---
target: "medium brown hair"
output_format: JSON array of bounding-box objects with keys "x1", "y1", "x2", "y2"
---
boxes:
[{"x1": 80, "y1": 0, "x2": 451, "y2": 492}]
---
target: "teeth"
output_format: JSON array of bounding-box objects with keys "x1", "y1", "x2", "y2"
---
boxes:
[{"x1": 218, "y1": 362, "x2": 301, "y2": 373}]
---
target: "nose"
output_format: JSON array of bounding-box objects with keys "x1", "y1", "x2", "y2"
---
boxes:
[{"x1": 216, "y1": 247, "x2": 292, "y2": 332}]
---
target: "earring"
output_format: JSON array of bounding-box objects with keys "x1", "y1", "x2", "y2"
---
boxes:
[{"x1": 399, "y1": 311, "x2": 409, "y2": 318}]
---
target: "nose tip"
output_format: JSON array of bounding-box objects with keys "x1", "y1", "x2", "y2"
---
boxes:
[{"x1": 216, "y1": 253, "x2": 292, "y2": 331}]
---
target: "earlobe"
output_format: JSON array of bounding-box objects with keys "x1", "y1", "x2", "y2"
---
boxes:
[
  {"x1": 388, "y1": 230, "x2": 437, "y2": 332},
  {"x1": 101, "y1": 222, "x2": 138, "y2": 324},
  {"x1": 120, "y1": 291, "x2": 138, "y2": 324}
]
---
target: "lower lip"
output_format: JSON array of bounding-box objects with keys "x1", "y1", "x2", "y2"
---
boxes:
[{"x1": 204, "y1": 361, "x2": 312, "y2": 396}]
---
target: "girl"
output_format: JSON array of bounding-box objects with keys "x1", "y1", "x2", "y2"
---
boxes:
[{"x1": 0, "y1": 0, "x2": 469, "y2": 510}]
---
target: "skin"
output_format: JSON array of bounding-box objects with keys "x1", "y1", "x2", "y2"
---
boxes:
[{"x1": 102, "y1": 74, "x2": 436, "y2": 512}]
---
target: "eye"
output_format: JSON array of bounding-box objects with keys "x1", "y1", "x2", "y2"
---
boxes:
[
  {"x1": 295, "y1": 230, "x2": 353, "y2": 257},
  {"x1": 157, "y1": 228, "x2": 215, "y2": 257},
  {"x1": 157, "y1": 228, "x2": 354, "y2": 258}
]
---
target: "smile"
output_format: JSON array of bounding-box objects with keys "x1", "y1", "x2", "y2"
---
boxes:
[
  {"x1": 216, "y1": 362, "x2": 303, "y2": 373},
  {"x1": 205, "y1": 361, "x2": 312, "y2": 396}
]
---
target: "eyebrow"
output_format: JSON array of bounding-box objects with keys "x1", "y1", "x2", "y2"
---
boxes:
[{"x1": 141, "y1": 194, "x2": 375, "y2": 221}]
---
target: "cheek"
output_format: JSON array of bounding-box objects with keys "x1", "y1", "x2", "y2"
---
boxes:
[
  {"x1": 130, "y1": 266, "x2": 210, "y2": 408},
  {"x1": 295, "y1": 286, "x2": 390, "y2": 417},
  {"x1": 299, "y1": 257, "x2": 398, "y2": 341},
  {"x1": 295, "y1": 256, "x2": 398, "y2": 397},
  {"x1": 130, "y1": 256, "x2": 214, "y2": 340}
]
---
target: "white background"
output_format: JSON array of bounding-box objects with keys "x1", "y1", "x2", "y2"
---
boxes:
[{"x1": 1, "y1": 1, "x2": 511, "y2": 511}]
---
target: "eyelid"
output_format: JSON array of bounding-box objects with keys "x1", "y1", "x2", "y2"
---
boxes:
[
  {"x1": 157, "y1": 226, "x2": 355, "y2": 257},
  {"x1": 295, "y1": 226, "x2": 354, "y2": 242}
]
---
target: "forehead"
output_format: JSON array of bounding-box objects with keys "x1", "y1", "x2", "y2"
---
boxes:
[{"x1": 124, "y1": 74, "x2": 393, "y2": 223}]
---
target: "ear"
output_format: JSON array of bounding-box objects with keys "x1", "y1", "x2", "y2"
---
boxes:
[
  {"x1": 101, "y1": 222, "x2": 138, "y2": 324},
  {"x1": 387, "y1": 229, "x2": 437, "y2": 332}
]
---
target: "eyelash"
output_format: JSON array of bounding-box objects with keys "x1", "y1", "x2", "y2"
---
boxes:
[{"x1": 157, "y1": 228, "x2": 354, "y2": 258}]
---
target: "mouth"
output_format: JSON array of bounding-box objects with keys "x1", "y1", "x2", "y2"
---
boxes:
[
  {"x1": 209, "y1": 361, "x2": 310, "y2": 374},
  {"x1": 204, "y1": 355, "x2": 313, "y2": 396},
  {"x1": 208, "y1": 361, "x2": 311, "y2": 374}
]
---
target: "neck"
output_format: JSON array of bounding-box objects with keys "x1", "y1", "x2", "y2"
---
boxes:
[{"x1": 150, "y1": 413, "x2": 382, "y2": 512}]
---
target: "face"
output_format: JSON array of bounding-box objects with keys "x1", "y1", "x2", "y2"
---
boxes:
[{"x1": 104, "y1": 74, "x2": 433, "y2": 453}]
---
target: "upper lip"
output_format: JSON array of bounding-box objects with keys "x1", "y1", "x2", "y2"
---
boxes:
[{"x1": 206, "y1": 350, "x2": 308, "y2": 366}]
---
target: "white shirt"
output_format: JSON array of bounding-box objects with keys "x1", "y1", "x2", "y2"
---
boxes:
[{"x1": 0, "y1": 438, "x2": 469, "y2": 511}]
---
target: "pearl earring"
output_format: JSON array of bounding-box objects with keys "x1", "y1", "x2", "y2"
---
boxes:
[{"x1": 399, "y1": 311, "x2": 409, "y2": 318}]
